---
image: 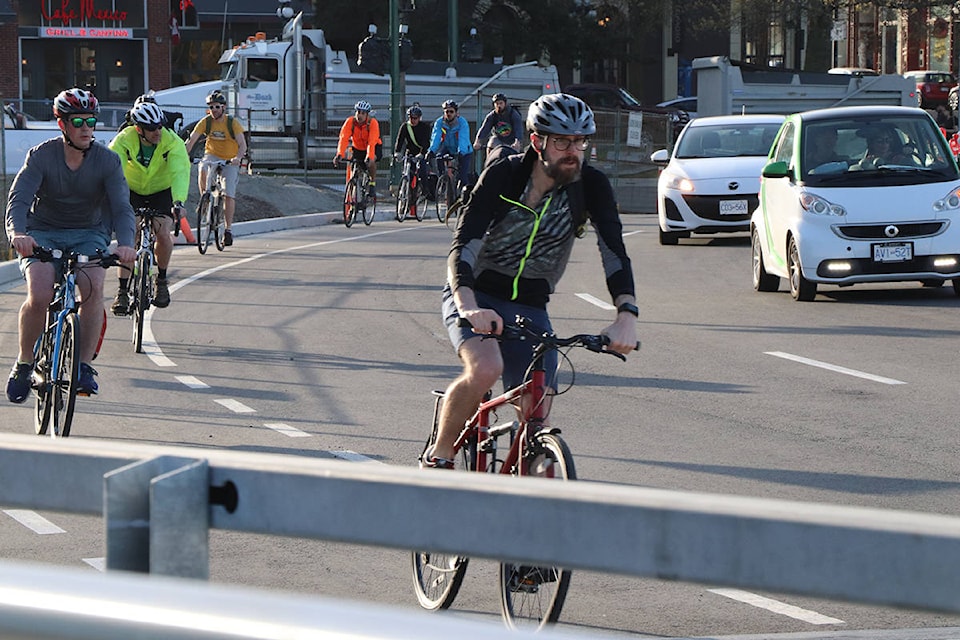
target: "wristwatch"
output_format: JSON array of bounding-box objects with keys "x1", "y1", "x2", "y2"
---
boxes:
[{"x1": 617, "y1": 302, "x2": 639, "y2": 317}]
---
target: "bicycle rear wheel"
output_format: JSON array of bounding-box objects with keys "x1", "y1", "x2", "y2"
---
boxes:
[
  {"x1": 499, "y1": 431, "x2": 576, "y2": 630},
  {"x1": 343, "y1": 178, "x2": 357, "y2": 227},
  {"x1": 50, "y1": 313, "x2": 81, "y2": 438},
  {"x1": 132, "y1": 252, "x2": 150, "y2": 353},
  {"x1": 363, "y1": 191, "x2": 376, "y2": 225},
  {"x1": 196, "y1": 193, "x2": 212, "y2": 254},
  {"x1": 214, "y1": 201, "x2": 226, "y2": 251}
]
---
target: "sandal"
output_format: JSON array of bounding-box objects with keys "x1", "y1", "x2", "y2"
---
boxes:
[{"x1": 420, "y1": 446, "x2": 455, "y2": 469}]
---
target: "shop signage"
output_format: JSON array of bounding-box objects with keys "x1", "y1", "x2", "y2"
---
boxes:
[
  {"x1": 39, "y1": 0, "x2": 128, "y2": 25},
  {"x1": 39, "y1": 26, "x2": 132, "y2": 38}
]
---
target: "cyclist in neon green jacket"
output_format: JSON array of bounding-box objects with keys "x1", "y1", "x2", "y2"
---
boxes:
[{"x1": 107, "y1": 100, "x2": 190, "y2": 313}]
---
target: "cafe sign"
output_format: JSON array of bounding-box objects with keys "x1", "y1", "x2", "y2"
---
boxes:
[{"x1": 35, "y1": 0, "x2": 134, "y2": 26}]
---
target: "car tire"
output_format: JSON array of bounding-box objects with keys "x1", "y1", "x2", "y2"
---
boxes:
[
  {"x1": 787, "y1": 236, "x2": 816, "y2": 301},
  {"x1": 658, "y1": 227, "x2": 680, "y2": 245},
  {"x1": 751, "y1": 228, "x2": 779, "y2": 292},
  {"x1": 950, "y1": 89, "x2": 959, "y2": 112}
]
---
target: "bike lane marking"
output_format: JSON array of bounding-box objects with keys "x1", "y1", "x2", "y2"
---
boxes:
[
  {"x1": 709, "y1": 588, "x2": 844, "y2": 625},
  {"x1": 3, "y1": 510, "x2": 65, "y2": 534},
  {"x1": 765, "y1": 351, "x2": 906, "y2": 385},
  {"x1": 264, "y1": 422, "x2": 311, "y2": 438},
  {"x1": 575, "y1": 292, "x2": 616, "y2": 310},
  {"x1": 175, "y1": 375, "x2": 209, "y2": 389},
  {"x1": 215, "y1": 399, "x2": 256, "y2": 413}
]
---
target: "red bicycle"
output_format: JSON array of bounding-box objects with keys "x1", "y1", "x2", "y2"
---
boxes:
[{"x1": 411, "y1": 315, "x2": 635, "y2": 630}]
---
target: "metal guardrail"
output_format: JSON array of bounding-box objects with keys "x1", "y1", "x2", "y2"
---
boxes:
[{"x1": 4, "y1": 432, "x2": 960, "y2": 619}]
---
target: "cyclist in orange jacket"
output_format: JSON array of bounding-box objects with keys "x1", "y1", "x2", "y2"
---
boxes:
[{"x1": 334, "y1": 100, "x2": 382, "y2": 198}]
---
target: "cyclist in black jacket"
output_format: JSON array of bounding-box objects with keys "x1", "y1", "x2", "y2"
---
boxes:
[
  {"x1": 424, "y1": 93, "x2": 638, "y2": 468},
  {"x1": 394, "y1": 105, "x2": 431, "y2": 157}
]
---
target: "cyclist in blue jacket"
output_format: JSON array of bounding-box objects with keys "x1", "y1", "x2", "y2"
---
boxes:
[{"x1": 426, "y1": 100, "x2": 474, "y2": 192}]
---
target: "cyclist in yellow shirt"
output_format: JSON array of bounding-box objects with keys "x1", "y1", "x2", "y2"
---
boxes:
[{"x1": 184, "y1": 90, "x2": 246, "y2": 246}]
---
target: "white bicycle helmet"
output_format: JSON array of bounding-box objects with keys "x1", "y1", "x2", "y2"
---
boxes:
[
  {"x1": 526, "y1": 93, "x2": 595, "y2": 136},
  {"x1": 53, "y1": 88, "x2": 99, "y2": 118},
  {"x1": 355, "y1": 100, "x2": 372, "y2": 113},
  {"x1": 129, "y1": 101, "x2": 165, "y2": 127}
]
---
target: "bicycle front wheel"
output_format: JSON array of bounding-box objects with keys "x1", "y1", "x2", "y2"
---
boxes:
[
  {"x1": 34, "y1": 334, "x2": 52, "y2": 436},
  {"x1": 396, "y1": 179, "x2": 409, "y2": 222},
  {"x1": 214, "y1": 201, "x2": 226, "y2": 251},
  {"x1": 343, "y1": 178, "x2": 357, "y2": 228},
  {"x1": 50, "y1": 313, "x2": 81, "y2": 438},
  {"x1": 132, "y1": 253, "x2": 150, "y2": 353},
  {"x1": 197, "y1": 193, "x2": 213, "y2": 254},
  {"x1": 434, "y1": 175, "x2": 451, "y2": 223},
  {"x1": 413, "y1": 178, "x2": 428, "y2": 221},
  {"x1": 499, "y1": 432, "x2": 576, "y2": 630}
]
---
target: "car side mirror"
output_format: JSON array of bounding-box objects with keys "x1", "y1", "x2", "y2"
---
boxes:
[
  {"x1": 650, "y1": 149, "x2": 669, "y2": 164},
  {"x1": 762, "y1": 160, "x2": 789, "y2": 178}
]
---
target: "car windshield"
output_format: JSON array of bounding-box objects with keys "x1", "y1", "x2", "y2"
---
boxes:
[
  {"x1": 802, "y1": 115, "x2": 959, "y2": 186},
  {"x1": 675, "y1": 123, "x2": 781, "y2": 159}
]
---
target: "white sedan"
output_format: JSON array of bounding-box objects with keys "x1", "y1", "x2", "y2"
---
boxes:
[
  {"x1": 651, "y1": 114, "x2": 785, "y2": 245},
  {"x1": 751, "y1": 105, "x2": 960, "y2": 301}
]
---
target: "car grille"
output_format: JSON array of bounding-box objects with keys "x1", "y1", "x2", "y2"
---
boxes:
[
  {"x1": 833, "y1": 221, "x2": 946, "y2": 240},
  {"x1": 816, "y1": 254, "x2": 960, "y2": 278},
  {"x1": 681, "y1": 194, "x2": 757, "y2": 221}
]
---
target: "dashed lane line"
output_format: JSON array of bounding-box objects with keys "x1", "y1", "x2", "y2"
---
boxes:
[
  {"x1": 765, "y1": 351, "x2": 907, "y2": 385},
  {"x1": 709, "y1": 588, "x2": 845, "y2": 625},
  {"x1": 214, "y1": 398, "x2": 256, "y2": 414},
  {"x1": 330, "y1": 450, "x2": 381, "y2": 464},
  {"x1": 83, "y1": 557, "x2": 106, "y2": 572},
  {"x1": 575, "y1": 292, "x2": 616, "y2": 311},
  {"x1": 176, "y1": 375, "x2": 210, "y2": 389},
  {"x1": 263, "y1": 422, "x2": 311, "y2": 438},
  {"x1": 3, "y1": 510, "x2": 65, "y2": 534}
]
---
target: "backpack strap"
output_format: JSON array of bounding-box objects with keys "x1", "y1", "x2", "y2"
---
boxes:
[{"x1": 204, "y1": 115, "x2": 237, "y2": 140}]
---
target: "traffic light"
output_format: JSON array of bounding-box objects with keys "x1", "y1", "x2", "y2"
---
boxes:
[{"x1": 358, "y1": 35, "x2": 387, "y2": 76}]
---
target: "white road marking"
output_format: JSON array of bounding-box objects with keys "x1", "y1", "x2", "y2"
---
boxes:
[
  {"x1": 622, "y1": 230, "x2": 645, "y2": 237},
  {"x1": 3, "y1": 510, "x2": 65, "y2": 534},
  {"x1": 765, "y1": 351, "x2": 906, "y2": 385},
  {"x1": 83, "y1": 557, "x2": 106, "y2": 572},
  {"x1": 214, "y1": 398, "x2": 256, "y2": 413},
  {"x1": 709, "y1": 588, "x2": 844, "y2": 625},
  {"x1": 330, "y1": 450, "x2": 382, "y2": 464},
  {"x1": 575, "y1": 292, "x2": 616, "y2": 310},
  {"x1": 264, "y1": 422, "x2": 311, "y2": 438},
  {"x1": 175, "y1": 375, "x2": 210, "y2": 389},
  {"x1": 141, "y1": 308, "x2": 176, "y2": 367}
]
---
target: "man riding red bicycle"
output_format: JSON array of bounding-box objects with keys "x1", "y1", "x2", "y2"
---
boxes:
[{"x1": 425, "y1": 93, "x2": 638, "y2": 468}]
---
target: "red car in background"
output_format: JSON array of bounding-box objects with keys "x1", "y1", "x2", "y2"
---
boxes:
[{"x1": 905, "y1": 70, "x2": 956, "y2": 108}]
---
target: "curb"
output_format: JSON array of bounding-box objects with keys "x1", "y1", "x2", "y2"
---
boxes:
[{"x1": 0, "y1": 211, "x2": 338, "y2": 291}]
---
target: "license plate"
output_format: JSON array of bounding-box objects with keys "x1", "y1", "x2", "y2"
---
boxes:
[
  {"x1": 719, "y1": 200, "x2": 748, "y2": 215},
  {"x1": 872, "y1": 242, "x2": 913, "y2": 263}
]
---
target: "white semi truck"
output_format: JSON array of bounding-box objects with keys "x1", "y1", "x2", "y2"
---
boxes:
[{"x1": 150, "y1": 12, "x2": 560, "y2": 167}]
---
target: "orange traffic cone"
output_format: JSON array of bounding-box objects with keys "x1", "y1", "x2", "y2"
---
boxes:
[{"x1": 179, "y1": 215, "x2": 196, "y2": 244}]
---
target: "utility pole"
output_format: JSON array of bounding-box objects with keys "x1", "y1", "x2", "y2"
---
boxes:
[{"x1": 448, "y1": 0, "x2": 458, "y2": 65}]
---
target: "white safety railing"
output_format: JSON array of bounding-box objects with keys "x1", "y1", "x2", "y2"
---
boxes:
[{"x1": 2, "y1": 432, "x2": 960, "y2": 636}]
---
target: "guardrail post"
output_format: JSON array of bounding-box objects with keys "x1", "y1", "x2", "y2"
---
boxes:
[{"x1": 104, "y1": 456, "x2": 209, "y2": 578}]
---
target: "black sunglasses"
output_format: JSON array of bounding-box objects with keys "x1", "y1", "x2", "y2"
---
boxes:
[
  {"x1": 139, "y1": 123, "x2": 162, "y2": 132},
  {"x1": 69, "y1": 117, "x2": 97, "y2": 128},
  {"x1": 444, "y1": 109, "x2": 456, "y2": 114}
]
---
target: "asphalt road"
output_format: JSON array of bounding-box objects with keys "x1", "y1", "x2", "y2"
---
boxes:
[{"x1": 3, "y1": 212, "x2": 960, "y2": 639}]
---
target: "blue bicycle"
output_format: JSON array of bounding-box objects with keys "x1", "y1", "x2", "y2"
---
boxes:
[{"x1": 31, "y1": 247, "x2": 120, "y2": 437}]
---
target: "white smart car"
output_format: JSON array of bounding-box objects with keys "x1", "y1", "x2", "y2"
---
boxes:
[
  {"x1": 751, "y1": 105, "x2": 960, "y2": 301},
  {"x1": 651, "y1": 114, "x2": 785, "y2": 245}
]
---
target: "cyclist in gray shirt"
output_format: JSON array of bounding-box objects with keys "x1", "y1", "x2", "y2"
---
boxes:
[{"x1": 4, "y1": 88, "x2": 136, "y2": 403}]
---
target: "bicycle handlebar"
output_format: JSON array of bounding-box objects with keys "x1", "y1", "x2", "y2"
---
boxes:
[
  {"x1": 457, "y1": 315, "x2": 638, "y2": 361},
  {"x1": 32, "y1": 247, "x2": 123, "y2": 269}
]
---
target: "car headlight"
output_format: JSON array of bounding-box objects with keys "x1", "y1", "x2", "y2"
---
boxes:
[
  {"x1": 933, "y1": 187, "x2": 960, "y2": 212},
  {"x1": 662, "y1": 171, "x2": 694, "y2": 193},
  {"x1": 799, "y1": 191, "x2": 845, "y2": 216}
]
